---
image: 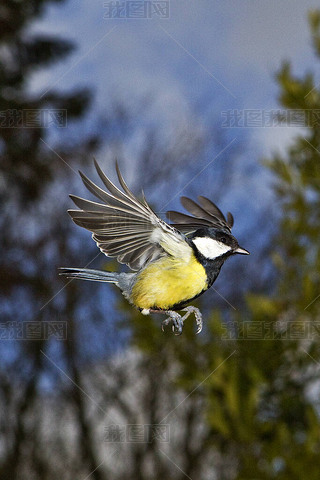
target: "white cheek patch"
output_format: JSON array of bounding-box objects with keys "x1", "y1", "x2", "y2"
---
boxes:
[{"x1": 192, "y1": 237, "x2": 232, "y2": 259}]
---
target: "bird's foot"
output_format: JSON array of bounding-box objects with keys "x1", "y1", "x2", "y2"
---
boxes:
[
  {"x1": 161, "y1": 311, "x2": 184, "y2": 335},
  {"x1": 160, "y1": 306, "x2": 203, "y2": 335},
  {"x1": 181, "y1": 306, "x2": 203, "y2": 334}
]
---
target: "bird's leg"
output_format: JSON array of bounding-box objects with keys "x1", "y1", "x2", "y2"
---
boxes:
[
  {"x1": 181, "y1": 306, "x2": 203, "y2": 334},
  {"x1": 162, "y1": 311, "x2": 184, "y2": 335},
  {"x1": 149, "y1": 307, "x2": 202, "y2": 335},
  {"x1": 149, "y1": 309, "x2": 184, "y2": 335}
]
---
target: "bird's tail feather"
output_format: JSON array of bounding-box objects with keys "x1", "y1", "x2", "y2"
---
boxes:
[{"x1": 59, "y1": 267, "x2": 120, "y2": 283}]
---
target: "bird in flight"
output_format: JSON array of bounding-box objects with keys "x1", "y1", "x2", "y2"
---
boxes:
[{"x1": 60, "y1": 161, "x2": 249, "y2": 334}]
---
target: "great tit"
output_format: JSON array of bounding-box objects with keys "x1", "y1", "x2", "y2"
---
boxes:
[{"x1": 60, "y1": 161, "x2": 249, "y2": 334}]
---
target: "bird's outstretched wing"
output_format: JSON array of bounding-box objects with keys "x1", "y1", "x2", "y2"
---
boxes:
[
  {"x1": 68, "y1": 161, "x2": 190, "y2": 271},
  {"x1": 167, "y1": 196, "x2": 234, "y2": 235}
]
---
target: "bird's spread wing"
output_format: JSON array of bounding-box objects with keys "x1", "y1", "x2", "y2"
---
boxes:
[
  {"x1": 68, "y1": 161, "x2": 191, "y2": 271},
  {"x1": 167, "y1": 196, "x2": 234, "y2": 235}
]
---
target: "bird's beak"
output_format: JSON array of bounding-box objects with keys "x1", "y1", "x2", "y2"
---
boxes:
[{"x1": 235, "y1": 246, "x2": 250, "y2": 255}]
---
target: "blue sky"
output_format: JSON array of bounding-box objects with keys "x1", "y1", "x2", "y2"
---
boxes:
[
  {"x1": 28, "y1": 0, "x2": 320, "y2": 234},
  {"x1": 30, "y1": 1, "x2": 319, "y2": 137}
]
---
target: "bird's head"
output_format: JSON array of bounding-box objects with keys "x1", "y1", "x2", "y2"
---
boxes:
[{"x1": 190, "y1": 227, "x2": 249, "y2": 261}]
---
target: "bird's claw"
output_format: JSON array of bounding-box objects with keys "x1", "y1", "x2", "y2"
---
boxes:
[
  {"x1": 181, "y1": 306, "x2": 203, "y2": 334},
  {"x1": 172, "y1": 315, "x2": 184, "y2": 336},
  {"x1": 161, "y1": 306, "x2": 203, "y2": 335},
  {"x1": 161, "y1": 317, "x2": 170, "y2": 332},
  {"x1": 161, "y1": 312, "x2": 183, "y2": 335}
]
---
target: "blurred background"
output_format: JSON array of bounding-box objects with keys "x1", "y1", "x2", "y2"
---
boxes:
[{"x1": 1, "y1": 1, "x2": 320, "y2": 478}]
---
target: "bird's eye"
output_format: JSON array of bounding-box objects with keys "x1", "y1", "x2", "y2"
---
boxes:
[{"x1": 220, "y1": 237, "x2": 227, "y2": 243}]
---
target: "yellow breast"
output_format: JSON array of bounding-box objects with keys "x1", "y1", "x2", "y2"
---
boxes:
[{"x1": 131, "y1": 253, "x2": 207, "y2": 310}]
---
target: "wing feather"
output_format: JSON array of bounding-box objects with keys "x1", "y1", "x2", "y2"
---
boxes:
[
  {"x1": 167, "y1": 196, "x2": 234, "y2": 234},
  {"x1": 180, "y1": 197, "x2": 221, "y2": 223},
  {"x1": 197, "y1": 196, "x2": 227, "y2": 222},
  {"x1": 69, "y1": 162, "x2": 191, "y2": 271}
]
